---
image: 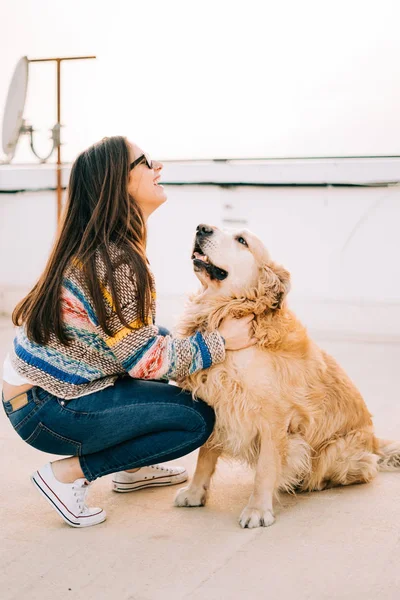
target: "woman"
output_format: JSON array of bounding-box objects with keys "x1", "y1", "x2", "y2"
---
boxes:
[{"x1": 1, "y1": 136, "x2": 255, "y2": 528}]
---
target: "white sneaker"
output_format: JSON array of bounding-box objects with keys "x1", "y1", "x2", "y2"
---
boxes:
[
  {"x1": 30, "y1": 462, "x2": 106, "y2": 528},
  {"x1": 112, "y1": 464, "x2": 188, "y2": 492}
]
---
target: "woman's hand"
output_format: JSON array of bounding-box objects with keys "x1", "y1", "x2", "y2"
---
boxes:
[{"x1": 217, "y1": 314, "x2": 257, "y2": 351}]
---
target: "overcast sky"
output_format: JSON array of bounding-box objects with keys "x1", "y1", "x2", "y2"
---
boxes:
[{"x1": 1, "y1": 0, "x2": 400, "y2": 162}]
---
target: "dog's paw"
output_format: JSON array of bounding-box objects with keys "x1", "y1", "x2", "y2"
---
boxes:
[
  {"x1": 239, "y1": 506, "x2": 275, "y2": 529},
  {"x1": 174, "y1": 485, "x2": 207, "y2": 507}
]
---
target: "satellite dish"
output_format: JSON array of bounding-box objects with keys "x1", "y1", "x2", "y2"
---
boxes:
[
  {"x1": 1, "y1": 56, "x2": 29, "y2": 160},
  {"x1": 1, "y1": 54, "x2": 96, "y2": 222}
]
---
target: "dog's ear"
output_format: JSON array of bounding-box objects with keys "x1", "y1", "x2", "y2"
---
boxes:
[{"x1": 260, "y1": 261, "x2": 291, "y2": 311}]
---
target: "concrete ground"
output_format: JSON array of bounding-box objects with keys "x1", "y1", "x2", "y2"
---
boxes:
[{"x1": 1, "y1": 315, "x2": 400, "y2": 600}]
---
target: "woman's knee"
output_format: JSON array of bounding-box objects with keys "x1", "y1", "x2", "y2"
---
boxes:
[{"x1": 190, "y1": 399, "x2": 216, "y2": 442}]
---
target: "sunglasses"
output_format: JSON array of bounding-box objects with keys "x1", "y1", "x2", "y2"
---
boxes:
[{"x1": 129, "y1": 153, "x2": 153, "y2": 171}]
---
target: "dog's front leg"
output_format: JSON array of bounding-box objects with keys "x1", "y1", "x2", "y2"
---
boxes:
[
  {"x1": 239, "y1": 429, "x2": 280, "y2": 529},
  {"x1": 174, "y1": 441, "x2": 222, "y2": 507}
]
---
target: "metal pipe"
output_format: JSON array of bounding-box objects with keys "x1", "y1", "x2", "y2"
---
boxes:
[
  {"x1": 56, "y1": 59, "x2": 62, "y2": 221},
  {"x1": 28, "y1": 55, "x2": 96, "y2": 224},
  {"x1": 28, "y1": 56, "x2": 96, "y2": 63}
]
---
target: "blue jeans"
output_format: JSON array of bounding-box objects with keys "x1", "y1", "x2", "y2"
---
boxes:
[{"x1": 2, "y1": 327, "x2": 215, "y2": 481}]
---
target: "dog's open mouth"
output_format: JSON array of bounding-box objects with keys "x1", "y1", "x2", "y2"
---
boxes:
[{"x1": 191, "y1": 243, "x2": 228, "y2": 281}]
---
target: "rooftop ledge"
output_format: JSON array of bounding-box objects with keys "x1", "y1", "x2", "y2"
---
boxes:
[{"x1": 1, "y1": 156, "x2": 400, "y2": 192}]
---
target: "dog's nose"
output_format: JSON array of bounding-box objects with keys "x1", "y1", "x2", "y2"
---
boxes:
[{"x1": 196, "y1": 224, "x2": 214, "y2": 236}]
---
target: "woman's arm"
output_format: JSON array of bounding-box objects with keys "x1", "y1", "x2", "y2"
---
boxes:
[
  {"x1": 92, "y1": 256, "x2": 254, "y2": 381},
  {"x1": 101, "y1": 318, "x2": 225, "y2": 381},
  {"x1": 93, "y1": 259, "x2": 225, "y2": 381}
]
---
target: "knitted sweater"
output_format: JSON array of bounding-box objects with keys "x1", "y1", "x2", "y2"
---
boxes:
[{"x1": 10, "y1": 243, "x2": 226, "y2": 400}]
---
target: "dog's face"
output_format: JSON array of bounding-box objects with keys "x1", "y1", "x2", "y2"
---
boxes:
[
  {"x1": 192, "y1": 224, "x2": 290, "y2": 308},
  {"x1": 192, "y1": 224, "x2": 262, "y2": 290}
]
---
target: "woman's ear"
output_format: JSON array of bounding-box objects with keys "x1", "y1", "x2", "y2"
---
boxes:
[{"x1": 261, "y1": 261, "x2": 291, "y2": 310}]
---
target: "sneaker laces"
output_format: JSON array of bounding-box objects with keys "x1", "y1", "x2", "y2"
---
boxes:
[
  {"x1": 150, "y1": 464, "x2": 173, "y2": 473},
  {"x1": 72, "y1": 480, "x2": 91, "y2": 515}
]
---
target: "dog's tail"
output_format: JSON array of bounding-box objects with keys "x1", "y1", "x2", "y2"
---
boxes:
[{"x1": 376, "y1": 438, "x2": 400, "y2": 471}]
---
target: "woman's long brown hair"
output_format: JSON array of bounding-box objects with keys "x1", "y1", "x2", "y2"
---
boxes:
[{"x1": 12, "y1": 136, "x2": 153, "y2": 345}]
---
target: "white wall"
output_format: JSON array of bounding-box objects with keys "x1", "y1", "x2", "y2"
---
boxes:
[
  {"x1": 148, "y1": 185, "x2": 400, "y2": 339},
  {"x1": 1, "y1": 162, "x2": 400, "y2": 340}
]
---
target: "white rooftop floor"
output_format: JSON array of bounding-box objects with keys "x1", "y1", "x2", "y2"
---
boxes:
[{"x1": 1, "y1": 315, "x2": 400, "y2": 600}]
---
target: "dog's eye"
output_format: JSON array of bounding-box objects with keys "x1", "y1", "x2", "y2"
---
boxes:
[{"x1": 236, "y1": 236, "x2": 248, "y2": 247}]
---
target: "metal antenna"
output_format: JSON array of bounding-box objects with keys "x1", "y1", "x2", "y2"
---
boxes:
[{"x1": 27, "y1": 56, "x2": 96, "y2": 222}]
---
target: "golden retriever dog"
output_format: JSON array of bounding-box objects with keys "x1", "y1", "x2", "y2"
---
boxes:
[{"x1": 173, "y1": 224, "x2": 400, "y2": 528}]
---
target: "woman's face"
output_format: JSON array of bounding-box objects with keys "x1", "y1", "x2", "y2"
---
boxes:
[{"x1": 127, "y1": 141, "x2": 167, "y2": 220}]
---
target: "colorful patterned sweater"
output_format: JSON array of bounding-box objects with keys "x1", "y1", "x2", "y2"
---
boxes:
[{"x1": 10, "y1": 243, "x2": 226, "y2": 400}]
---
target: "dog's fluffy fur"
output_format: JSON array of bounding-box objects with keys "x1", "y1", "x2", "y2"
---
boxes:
[{"x1": 174, "y1": 225, "x2": 400, "y2": 528}]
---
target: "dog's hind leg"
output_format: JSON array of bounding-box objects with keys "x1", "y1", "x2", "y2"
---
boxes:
[
  {"x1": 239, "y1": 428, "x2": 281, "y2": 529},
  {"x1": 174, "y1": 441, "x2": 222, "y2": 507},
  {"x1": 301, "y1": 430, "x2": 379, "y2": 492}
]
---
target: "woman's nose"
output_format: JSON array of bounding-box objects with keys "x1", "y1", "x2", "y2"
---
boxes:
[{"x1": 154, "y1": 160, "x2": 163, "y2": 171}]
